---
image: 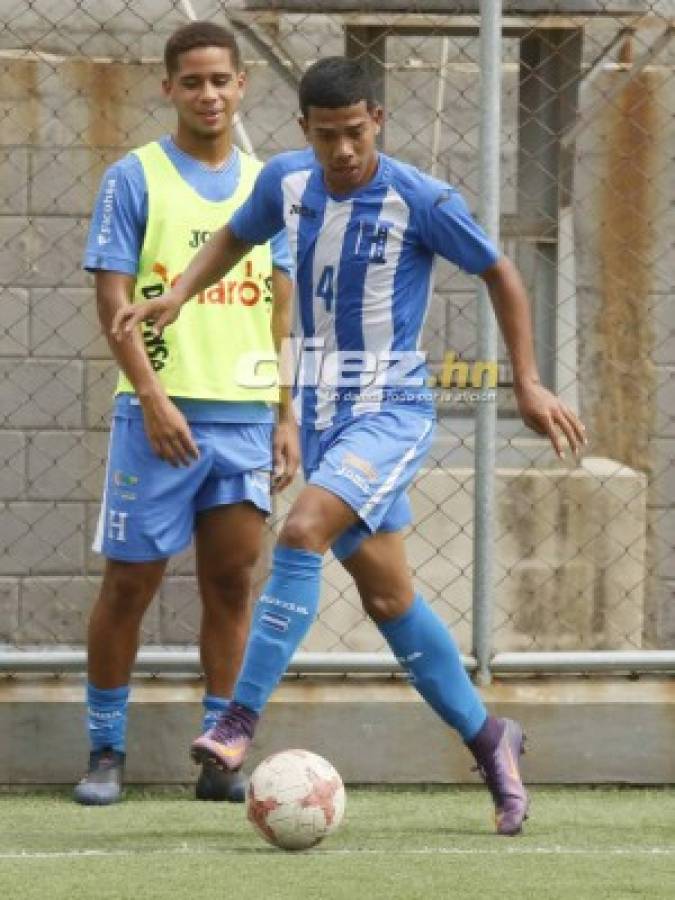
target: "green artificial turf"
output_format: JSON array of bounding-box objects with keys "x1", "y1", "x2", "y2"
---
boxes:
[{"x1": 0, "y1": 787, "x2": 673, "y2": 899}]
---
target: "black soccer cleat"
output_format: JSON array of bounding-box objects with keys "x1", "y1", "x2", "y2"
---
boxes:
[
  {"x1": 73, "y1": 748, "x2": 125, "y2": 806},
  {"x1": 195, "y1": 759, "x2": 248, "y2": 803}
]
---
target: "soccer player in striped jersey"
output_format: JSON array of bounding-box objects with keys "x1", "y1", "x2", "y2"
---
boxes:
[{"x1": 114, "y1": 57, "x2": 586, "y2": 835}]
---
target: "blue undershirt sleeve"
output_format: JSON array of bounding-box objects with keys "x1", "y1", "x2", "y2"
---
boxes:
[
  {"x1": 270, "y1": 228, "x2": 293, "y2": 276},
  {"x1": 230, "y1": 158, "x2": 285, "y2": 246},
  {"x1": 83, "y1": 155, "x2": 147, "y2": 275}
]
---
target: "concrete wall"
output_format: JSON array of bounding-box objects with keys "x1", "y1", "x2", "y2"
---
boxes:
[
  {"x1": 0, "y1": 7, "x2": 672, "y2": 653},
  {"x1": 574, "y1": 60, "x2": 675, "y2": 647},
  {"x1": 2, "y1": 678, "x2": 674, "y2": 785}
]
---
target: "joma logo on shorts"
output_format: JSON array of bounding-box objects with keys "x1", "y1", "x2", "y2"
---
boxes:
[
  {"x1": 335, "y1": 464, "x2": 373, "y2": 496},
  {"x1": 341, "y1": 452, "x2": 378, "y2": 482}
]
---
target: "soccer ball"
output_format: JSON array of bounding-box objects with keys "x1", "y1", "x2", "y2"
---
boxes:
[{"x1": 246, "y1": 749, "x2": 346, "y2": 851}]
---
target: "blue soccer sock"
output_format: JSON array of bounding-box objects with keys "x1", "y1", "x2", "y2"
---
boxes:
[
  {"x1": 234, "y1": 545, "x2": 322, "y2": 714},
  {"x1": 202, "y1": 694, "x2": 230, "y2": 733},
  {"x1": 376, "y1": 594, "x2": 487, "y2": 742},
  {"x1": 86, "y1": 683, "x2": 130, "y2": 753}
]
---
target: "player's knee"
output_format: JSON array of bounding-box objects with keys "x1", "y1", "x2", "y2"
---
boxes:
[
  {"x1": 101, "y1": 566, "x2": 157, "y2": 618},
  {"x1": 278, "y1": 511, "x2": 327, "y2": 553},
  {"x1": 201, "y1": 563, "x2": 254, "y2": 610},
  {"x1": 362, "y1": 592, "x2": 408, "y2": 624}
]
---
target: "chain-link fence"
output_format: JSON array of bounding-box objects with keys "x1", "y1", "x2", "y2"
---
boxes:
[{"x1": 0, "y1": 1, "x2": 673, "y2": 675}]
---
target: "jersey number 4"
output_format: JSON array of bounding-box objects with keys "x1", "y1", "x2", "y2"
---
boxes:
[{"x1": 316, "y1": 265, "x2": 335, "y2": 312}]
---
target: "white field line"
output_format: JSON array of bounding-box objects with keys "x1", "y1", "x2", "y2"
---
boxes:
[{"x1": 0, "y1": 845, "x2": 673, "y2": 861}]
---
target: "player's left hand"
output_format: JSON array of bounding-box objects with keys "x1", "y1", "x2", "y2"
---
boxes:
[
  {"x1": 514, "y1": 380, "x2": 587, "y2": 460},
  {"x1": 272, "y1": 418, "x2": 300, "y2": 493}
]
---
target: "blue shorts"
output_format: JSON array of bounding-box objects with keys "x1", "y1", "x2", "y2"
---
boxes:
[
  {"x1": 301, "y1": 408, "x2": 435, "y2": 560},
  {"x1": 93, "y1": 417, "x2": 273, "y2": 562}
]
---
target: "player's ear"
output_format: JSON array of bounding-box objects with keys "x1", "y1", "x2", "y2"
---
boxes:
[
  {"x1": 371, "y1": 104, "x2": 384, "y2": 134},
  {"x1": 161, "y1": 76, "x2": 172, "y2": 98},
  {"x1": 298, "y1": 115, "x2": 309, "y2": 140},
  {"x1": 237, "y1": 70, "x2": 247, "y2": 98}
]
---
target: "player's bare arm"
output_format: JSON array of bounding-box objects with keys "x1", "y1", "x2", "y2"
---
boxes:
[
  {"x1": 96, "y1": 270, "x2": 198, "y2": 467},
  {"x1": 481, "y1": 256, "x2": 586, "y2": 459},
  {"x1": 270, "y1": 267, "x2": 300, "y2": 494},
  {"x1": 111, "y1": 224, "x2": 253, "y2": 339}
]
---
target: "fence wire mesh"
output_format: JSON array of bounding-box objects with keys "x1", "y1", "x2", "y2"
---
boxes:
[{"x1": 0, "y1": 1, "x2": 673, "y2": 665}]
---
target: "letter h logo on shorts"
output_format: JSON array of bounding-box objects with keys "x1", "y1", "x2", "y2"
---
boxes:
[{"x1": 107, "y1": 510, "x2": 128, "y2": 542}]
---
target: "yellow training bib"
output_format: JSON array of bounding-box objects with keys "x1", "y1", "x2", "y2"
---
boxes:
[{"x1": 116, "y1": 141, "x2": 278, "y2": 404}]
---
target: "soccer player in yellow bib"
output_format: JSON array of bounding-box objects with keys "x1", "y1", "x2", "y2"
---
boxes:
[{"x1": 73, "y1": 22, "x2": 297, "y2": 805}]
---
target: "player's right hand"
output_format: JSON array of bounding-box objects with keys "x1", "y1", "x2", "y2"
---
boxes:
[
  {"x1": 140, "y1": 391, "x2": 199, "y2": 467},
  {"x1": 112, "y1": 291, "x2": 184, "y2": 340}
]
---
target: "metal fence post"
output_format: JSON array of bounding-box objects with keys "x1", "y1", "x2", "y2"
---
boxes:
[{"x1": 473, "y1": 0, "x2": 502, "y2": 686}]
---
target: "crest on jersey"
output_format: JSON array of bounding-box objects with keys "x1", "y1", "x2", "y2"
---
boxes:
[{"x1": 356, "y1": 220, "x2": 392, "y2": 264}]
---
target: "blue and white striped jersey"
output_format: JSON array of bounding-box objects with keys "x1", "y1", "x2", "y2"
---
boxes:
[{"x1": 230, "y1": 148, "x2": 499, "y2": 430}]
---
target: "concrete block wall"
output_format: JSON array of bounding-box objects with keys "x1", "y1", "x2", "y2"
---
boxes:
[
  {"x1": 3, "y1": 678, "x2": 675, "y2": 785},
  {"x1": 0, "y1": 6, "x2": 672, "y2": 652},
  {"x1": 574, "y1": 62, "x2": 675, "y2": 647}
]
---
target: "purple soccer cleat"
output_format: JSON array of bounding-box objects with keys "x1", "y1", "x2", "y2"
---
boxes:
[
  {"x1": 190, "y1": 703, "x2": 257, "y2": 773},
  {"x1": 471, "y1": 717, "x2": 529, "y2": 836}
]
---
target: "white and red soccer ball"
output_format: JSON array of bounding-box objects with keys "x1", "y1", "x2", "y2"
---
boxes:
[{"x1": 246, "y1": 749, "x2": 346, "y2": 851}]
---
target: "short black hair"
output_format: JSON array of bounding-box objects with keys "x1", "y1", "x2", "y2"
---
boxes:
[
  {"x1": 164, "y1": 21, "x2": 241, "y2": 75},
  {"x1": 299, "y1": 57, "x2": 377, "y2": 118}
]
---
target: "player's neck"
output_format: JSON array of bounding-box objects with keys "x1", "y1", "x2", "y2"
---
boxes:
[{"x1": 172, "y1": 125, "x2": 234, "y2": 169}]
